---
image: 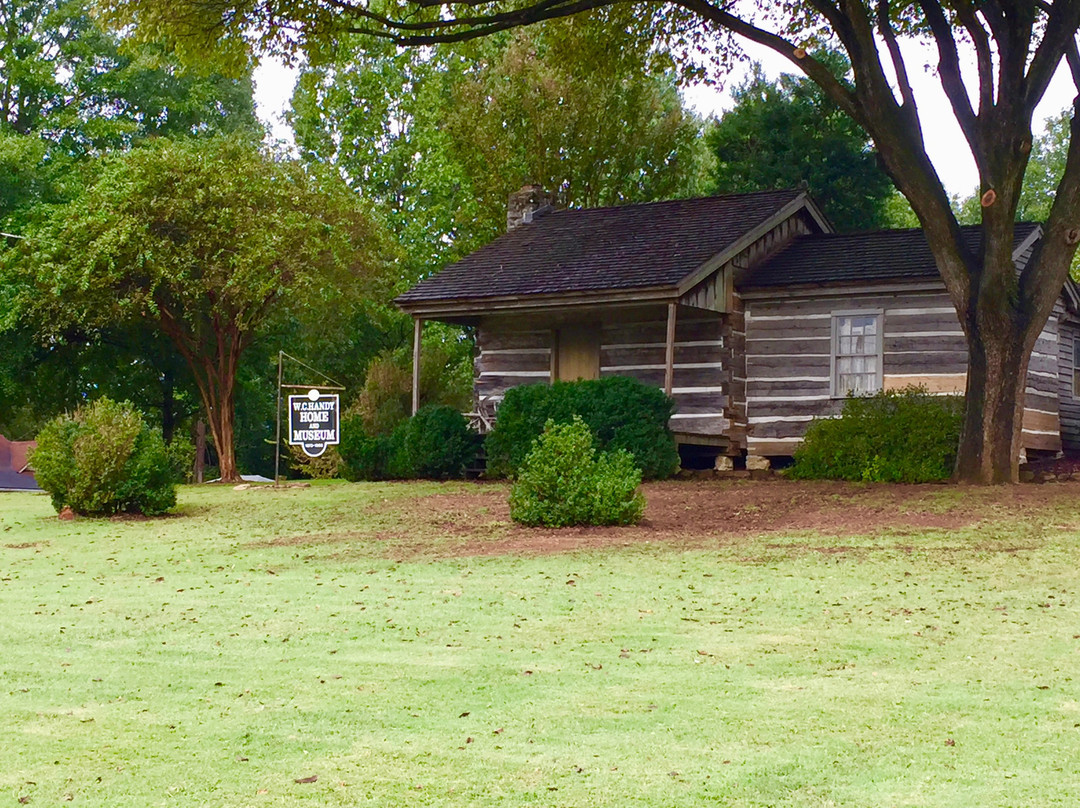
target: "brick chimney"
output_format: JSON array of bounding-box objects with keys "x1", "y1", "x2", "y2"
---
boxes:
[{"x1": 507, "y1": 184, "x2": 555, "y2": 231}]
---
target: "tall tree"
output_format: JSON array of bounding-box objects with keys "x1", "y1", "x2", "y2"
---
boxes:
[
  {"x1": 0, "y1": 0, "x2": 262, "y2": 441},
  {"x1": 107, "y1": 0, "x2": 1080, "y2": 484},
  {"x1": 9, "y1": 135, "x2": 386, "y2": 481},
  {"x1": 708, "y1": 57, "x2": 894, "y2": 231},
  {"x1": 290, "y1": 12, "x2": 709, "y2": 282}
]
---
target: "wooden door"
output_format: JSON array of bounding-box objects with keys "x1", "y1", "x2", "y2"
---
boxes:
[{"x1": 555, "y1": 325, "x2": 600, "y2": 381}]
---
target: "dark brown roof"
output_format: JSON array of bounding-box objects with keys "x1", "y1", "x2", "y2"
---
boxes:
[
  {"x1": 396, "y1": 189, "x2": 810, "y2": 306},
  {"x1": 742, "y1": 223, "x2": 1042, "y2": 288}
]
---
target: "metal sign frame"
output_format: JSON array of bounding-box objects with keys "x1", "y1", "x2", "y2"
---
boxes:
[{"x1": 274, "y1": 351, "x2": 345, "y2": 486}]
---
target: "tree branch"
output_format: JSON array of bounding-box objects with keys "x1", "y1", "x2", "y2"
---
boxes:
[
  {"x1": 1026, "y1": 0, "x2": 1080, "y2": 112},
  {"x1": 875, "y1": 0, "x2": 916, "y2": 113}
]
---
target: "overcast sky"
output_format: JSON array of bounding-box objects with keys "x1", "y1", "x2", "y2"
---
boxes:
[{"x1": 252, "y1": 39, "x2": 1076, "y2": 200}]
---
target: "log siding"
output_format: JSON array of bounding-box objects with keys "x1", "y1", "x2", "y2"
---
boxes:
[
  {"x1": 744, "y1": 287, "x2": 1062, "y2": 456},
  {"x1": 1058, "y1": 316, "x2": 1080, "y2": 452}
]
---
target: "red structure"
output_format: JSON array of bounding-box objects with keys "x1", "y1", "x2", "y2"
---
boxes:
[{"x1": 0, "y1": 435, "x2": 39, "y2": 490}]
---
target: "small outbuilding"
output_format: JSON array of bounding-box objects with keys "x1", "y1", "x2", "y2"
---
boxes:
[
  {"x1": 396, "y1": 186, "x2": 1078, "y2": 466},
  {"x1": 0, "y1": 434, "x2": 39, "y2": 491}
]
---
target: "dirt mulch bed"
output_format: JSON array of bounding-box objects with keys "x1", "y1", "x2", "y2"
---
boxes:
[{"x1": 358, "y1": 478, "x2": 1080, "y2": 559}]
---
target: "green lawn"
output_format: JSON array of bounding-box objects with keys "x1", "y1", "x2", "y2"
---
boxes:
[{"x1": 2, "y1": 481, "x2": 1079, "y2": 807}]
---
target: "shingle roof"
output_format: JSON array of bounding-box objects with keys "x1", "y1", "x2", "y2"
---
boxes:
[
  {"x1": 742, "y1": 223, "x2": 1042, "y2": 288},
  {"x1": 396, "y1": 189, "x2": 809, "y2": 306}
]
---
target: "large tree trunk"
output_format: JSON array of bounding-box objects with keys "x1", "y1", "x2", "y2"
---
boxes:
[
  {"x1": 158, "y1": 311, "x2": 245, "y2": 483},
  {"x1": 954, "y1": 321, "x2": 1032, "y2": 484}
]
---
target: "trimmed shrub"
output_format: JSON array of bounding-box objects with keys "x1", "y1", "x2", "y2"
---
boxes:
[
  {"x1": 31, "y1": 398, "x2": 177, "y2": 516},
  {"x1": 337, "y1": 413, "x2": 391, "y2": 481},
  {"x1": 395, "y1": 405, "x2": 478, "y2": 479},
  {"x1": 509, "y1": 417, "x2": 645, "y2": 527},
  {"x1": 486, "y1": 376, "x2": 679, "y2": 479},
  {"x1": 337, "y1": 406, "x2": 478, "y2": 481},
  {"x1": 788, "y1": 387, "x2": 964, "y2": 483}
]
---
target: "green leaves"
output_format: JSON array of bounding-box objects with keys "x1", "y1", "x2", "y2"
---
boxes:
[
  {"x1": 290, "y1": 16, "x2": 710, "y2": 286},
  {"x1": 707, "y1": 54, "x2": 895, "y2": 232}
]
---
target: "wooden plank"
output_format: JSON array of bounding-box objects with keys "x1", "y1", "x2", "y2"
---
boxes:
[
  {"x1": 664, "y1": 302, "x2": 677, "y2": 396},
  {"x1": 747, "y1": 438, "x2": 804, "y2": 456},
  {"x1": 748, "y1": 337, "x2": 831, "y2": 356},
  {"x1": 747, "y1": 355, "x2": 832, "y2": 375},
  {"x1": 1022, "y1": 430, "x2": 1061, "y2": 452},
  {"x1": 601, "y1": 368, "x2": 726, "y2": 389},
  {"x1": 477, "y1": 328, "x2": 552, "y2": 351},
  {"x1": 884, "y1": 335, "x2": 968, "y2": 353},
  {"x1": 478, "y1": 351, "x2": 552, "y2": 373},
  {"x1": 747, "y1": 290, "x2": 954, "y2": 317},
  {"x1": 749, "y1": 419, "x2": 827, "y2": 439},
  {"x1": 602, "y1": 344, "x2": 724, "y2": 367},
  {"x1": 1022, "y1": 408, "x2": 1060, "y2": 435},
  {"x1": 883, "y1": 351, "x2": 969, "y2": 373},
  {"x1": 746, "y1": 380, "x2": 832, "y2": 397},
  {"x1": 669, "y1": 414, "x2": 729, "y2": 435},
  {"x1": 882, "y1": 373, "x2": 966, "y2": 394},
  {"x1": 747, "y1": 400, "x2": 843, "y2": 417}
]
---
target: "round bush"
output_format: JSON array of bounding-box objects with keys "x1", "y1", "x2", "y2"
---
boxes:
[
  {"x1": 31, "y1": 398, "x2": 177, "y2": 516},
  {"x1": 486, "y1": 376, "x2": 678, "y2": 480},
  {"x1": 396, "y1": 405, "x2": 478, "y2": 479},
  {"x1": 509, "y1": 417, "x2": 645, "y2": 527},
  {"x1": 337, "y1": 413, "x2": 390, "y2": 481}
]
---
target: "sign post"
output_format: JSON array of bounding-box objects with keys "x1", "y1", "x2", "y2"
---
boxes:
[
  {"x1": 273, "y1": 351, "x2": 345, "y2": 487},
  {"x1": 287, "y1": 389, "x2": 340, "y2": 458}
]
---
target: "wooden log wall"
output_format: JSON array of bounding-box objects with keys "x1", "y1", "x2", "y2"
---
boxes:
[
  {"x1": 744, "y1": 286, "x2": 1062, "y2": 456},
  {"x1": 1057, "y1": 316, "x2": 1080, "y2": 452},
  {"x1": 600, "y1": 311, "x2": 728, "y2": 438},
  {"x1": 473, "y1": 310, "x2": 734, "y2": 444},
  {"x1": 474, "y1": 327, "x2": 553, "y2": 405}
]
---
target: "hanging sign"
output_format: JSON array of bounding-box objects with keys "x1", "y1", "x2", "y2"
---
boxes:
[{"x1": 288, "y1": 389, "x2": 340, "y2": 457}]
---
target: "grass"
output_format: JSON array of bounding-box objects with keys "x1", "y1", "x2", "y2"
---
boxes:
[{"x1": 2, "y1": 481, "x2": 1080, "y2": 807}]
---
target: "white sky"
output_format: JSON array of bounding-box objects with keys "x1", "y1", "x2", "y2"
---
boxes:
[{"x1": 252, "y1": 36, "x2": 1077, "y2": 199}]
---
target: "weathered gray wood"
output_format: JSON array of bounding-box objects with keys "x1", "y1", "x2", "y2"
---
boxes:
[
  {"x1": 478, "y1": 351, "x2": 552, "y2": 373},
  {"x1": 477, "y1": 329, "x2": 552, "y2": 351},
  {"x1": 412, "y1": 317, "x2": 422, "y2": 416},
  {"x1": 602, "y1": 344, "x2": 725, "y2": 367},
  {"x1": 748, "y1": 337, "x2": 831, "y2": 356},
  {"x1": 883, "y1": 336, "x2": 968, "y2": 353}
]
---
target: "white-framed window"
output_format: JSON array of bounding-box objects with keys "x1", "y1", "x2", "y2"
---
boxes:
[{"x1": 832, "y1": 311, "x2": 883, "y2": 397}]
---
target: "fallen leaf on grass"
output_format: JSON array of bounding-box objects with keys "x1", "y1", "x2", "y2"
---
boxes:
[
  {"x1": 256, "y1": 789, "x2": 268, "y2": 795},
  {"x1": 945, "y1": 738, "x2": 956, "y2": 747},
  {"x1": 459, "y1": 711, "x2": 470, "y2": 718},
  {"x1": 294, "y1": 775, "x2": 318, "y2": 784}
]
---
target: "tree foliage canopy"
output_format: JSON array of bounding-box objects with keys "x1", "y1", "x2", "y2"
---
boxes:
[
  {"x1": 291, "y1": 12, "x2": 709, "y2": 282},
  {"x1": 9, "y1": 134, "x2": 388, "y2": 479},
  {"x1": 87, "y1": 0, "x2": 1080, "y2": 481},
  {"x1": 708, "y1": 55, "x2": 894, "y2": 232}
]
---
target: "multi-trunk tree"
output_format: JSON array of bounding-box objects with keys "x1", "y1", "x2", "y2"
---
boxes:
[{"x1": 107, "y1": 0, "x2": 1080, "y2": 483}]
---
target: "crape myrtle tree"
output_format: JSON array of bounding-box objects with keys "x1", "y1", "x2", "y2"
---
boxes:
[
  {"x1": 12, "y1": 134, "x2": 386, "y2": 482},
  {"x1": 108, "y1": 0, "x2": 1080, "y2": 484},
  {"x1": 0, "y1": 0, "x2": 261, "y2": 440}
]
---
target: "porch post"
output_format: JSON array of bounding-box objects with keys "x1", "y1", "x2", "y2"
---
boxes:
[
  {"x1": 664, "y1": 301, "x2": 677, "y2": 397},
  {"x1": 412, "y1": 317, "x2": 423, "y2": 416}
]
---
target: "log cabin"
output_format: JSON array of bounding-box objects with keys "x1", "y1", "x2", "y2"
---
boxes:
[{"x1": 396, "y1": 186, "x2": 1080, "y2": 468}]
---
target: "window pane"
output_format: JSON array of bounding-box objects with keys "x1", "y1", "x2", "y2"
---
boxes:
[{"x1": 835, "y1": 313, "x2": 881, "y2": 396}]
